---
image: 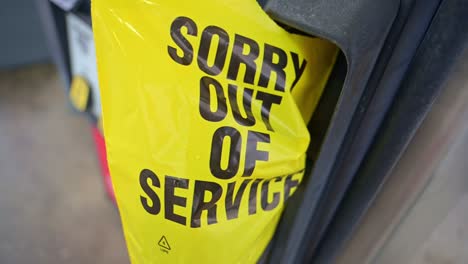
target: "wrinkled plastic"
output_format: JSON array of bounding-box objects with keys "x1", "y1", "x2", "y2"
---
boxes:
[{"x1": 92, "y1": 0, "x2": 338, "y2": 263}]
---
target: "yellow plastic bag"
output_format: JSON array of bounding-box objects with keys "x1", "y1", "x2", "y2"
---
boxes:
[{"x1": 92, "y1": 0, "x2": 337, "y2": 262}]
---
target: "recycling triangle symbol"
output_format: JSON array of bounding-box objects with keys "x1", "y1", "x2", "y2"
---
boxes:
[{"x1": 158, "y1": 236, "x2": 171, "y2": 250}]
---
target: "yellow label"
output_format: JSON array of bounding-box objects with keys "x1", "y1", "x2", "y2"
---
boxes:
[
  {"x1": 92, "y1": 0, "x2": 337, "y2": 263},
  {"x1": 69, "y1": 76, "x2": 90, "y2": 112}
]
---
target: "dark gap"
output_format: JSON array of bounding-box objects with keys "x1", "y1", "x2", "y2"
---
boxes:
[{"x1": 307, "y1": 52, "x2": 347, "y2": 164}]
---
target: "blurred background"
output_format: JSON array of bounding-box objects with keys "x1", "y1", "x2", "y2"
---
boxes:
[
  {"x1": 0, "y1": 0, "x2": 467, "y2": 263},
  {"x1": 0, "y1": 0, "x2": 128, "y2": 263}
]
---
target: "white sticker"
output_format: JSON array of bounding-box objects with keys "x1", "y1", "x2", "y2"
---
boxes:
[{"x1": 66, "y1": 13, "x2": 102, "y2": 119}]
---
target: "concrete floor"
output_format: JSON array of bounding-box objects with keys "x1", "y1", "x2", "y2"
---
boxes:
[{"x1": 0, "y1": 64, "x2": 128, "y2": 264}]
